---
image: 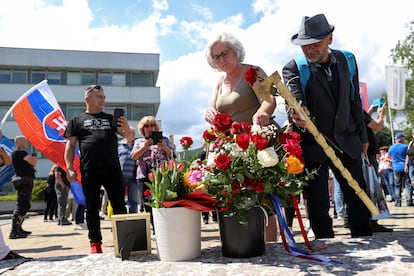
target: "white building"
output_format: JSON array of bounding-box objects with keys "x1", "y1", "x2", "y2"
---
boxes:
[{"x1": 0, "y1": 47, "x2": 160, "y2": 178}]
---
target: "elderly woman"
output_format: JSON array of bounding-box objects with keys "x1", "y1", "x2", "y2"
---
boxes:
[
  {"x1": 204, "y1": 32, "x2": 276, "y2": 126},
  {"x1": 131, "y1": 116, "x2": 176, "y2": 232}
]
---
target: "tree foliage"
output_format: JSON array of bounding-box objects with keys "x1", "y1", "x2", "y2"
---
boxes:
[{"x1": 389, "y1": 19, "x2": 414, "y2": 134}]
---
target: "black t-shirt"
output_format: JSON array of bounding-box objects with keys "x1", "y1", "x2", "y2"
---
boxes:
[
  {"x1": 407, "y1": 142, "x2": 414, "y2": 166},
  {"x1": 11, "y1": 150, "x2": 36, "y2": 178},
  {"x1": 64, "y1": 112, "x2": 120, "y2": 171}
]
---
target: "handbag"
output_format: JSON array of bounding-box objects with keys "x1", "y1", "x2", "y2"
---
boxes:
[{"x1": 361, "y1": 154, "x2": 391, "y2": 220}]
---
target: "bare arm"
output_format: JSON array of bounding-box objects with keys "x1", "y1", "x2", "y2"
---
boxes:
[
  {"x1": 0, "y1": 147, "x2": 11, "y2": 165},
  {"x1": 205, "y1": 77, "x2": 222, "y2": 124},
  {"x1": 23, "y1": 154, "x2": 37, "y2": 167},
  {"x1": 367, "y1": 104, "x2": 385, "y2": 132},
  {"x1": 64, "y1": 136, "x2": 78, "y2": 182}
]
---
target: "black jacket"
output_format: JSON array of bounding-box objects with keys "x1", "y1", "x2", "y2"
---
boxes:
[{"x1": 282, "y1": 49, "x2": 367, "y2": 162}]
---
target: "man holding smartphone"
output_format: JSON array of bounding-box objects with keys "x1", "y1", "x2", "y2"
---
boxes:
[{"x1": 64, "y1": 85, "x2": 131, "y2": 254}]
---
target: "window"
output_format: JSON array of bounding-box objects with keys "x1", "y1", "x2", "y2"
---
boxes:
[
  {"x1": 131, "y1": 105, "x2": 154, "y2": 121},
  {"x1": 105, "y1": 106, "x2": 127, "y2": 119},
  {"x1": 98, "y1": 73, "x2": 112, "y2": 85},
  {"x1": 67, "y1": 72, "x2": 82, "y2": 85},
  {"x1": 47, "y1": 71, "x2": 61, "y2": 85},
  {"x1": 32, "y1": 71, "x2": 46, "y2": 84},
  {"x1": 67, "y1": 72, "x2": 96, "y2": 85},
  {"x1": 112, "y1": 73, "x2": 126, "y2": 86},
  {"x1": 0, "y1": 70, "x2": 11, "y2": 83},
  {"x1": 12, "y1": 71, "x2": 28, "y2": 84},
  {"x1": 65, "y1": 105, "x2": 85, "y2": 120},
  {"x1": 82, "y1": 73, "x2": 96, "y2": 85},
  {"x1": 0, "y1": 105, "x2": 13, "y2": 121},
  {"x1": 131, "y1": 73, "x2": 153, "y2": 87}
]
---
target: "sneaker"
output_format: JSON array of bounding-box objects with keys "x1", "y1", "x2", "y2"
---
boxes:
[
  {"x1": 90, "y1": 242, "x2": 103, "y2": 254},
  {"x1": 74, "y1": 223, "x2": 88, "y2": 230},
  {"x1": 385, "y1": 195, "x2": 393, "y2": 202},
  {"x1": 337, "y1": 215, "x2": 344, "y2": 220},
  {"x1": 60, "y1": 219, "x2": 72, "y2": 226}
]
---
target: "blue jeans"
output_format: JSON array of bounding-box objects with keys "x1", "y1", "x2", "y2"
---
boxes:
[
  {"x1": 334, "y1": 177, "x2": 345, "y2": 217},
  {"x1": 394, "y1": 171, "x2": 412, "y2": 205},
  {"x1": 381, "y1": 169, "x2": 395, "y2": 200},
  {"x1": 123, "y1": 175, "x2": 138, "y2": 213}
]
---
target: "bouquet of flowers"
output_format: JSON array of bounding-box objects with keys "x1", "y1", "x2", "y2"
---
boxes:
[
  {"x1": 145, "y1": 142, "x2": 215, "y2": 210},
  {"x1": 185, "y1": 113, "x2": 316, "y2": 223}
]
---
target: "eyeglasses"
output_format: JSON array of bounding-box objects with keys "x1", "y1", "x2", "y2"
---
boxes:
[
  {"x1": 144, "y1": 124, "x2": 155, "y2": 128},
  {"x1": 212, "y1": 49, "x2": 231, "y2": 62}
]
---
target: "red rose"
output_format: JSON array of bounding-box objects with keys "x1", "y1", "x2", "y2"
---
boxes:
[
  {"x1": 254, "y1": 181, "x2": 265, "y2": 193},
  {"x1": 215, "y1": 153, "x2": 231, "y2": 171},
  {"x1": 231, "y1": 122, "x2": 251, "y2": 134},
  {"x1": 144, "y1": 189, "x2": 151, "y2": 197},
  {"x1": 203, "y1": 129, "x2": 216, "y2": 142},
  {"x1": 236, "y1": 133, "x2": 250, "y2": 150},
  {"x1": 231, "y1": 180, "x2": 241, "y2": 194},
  {"x1": 245, "y1": 178, "x2": 256, "y2": 190},
  {"x1": 180, "y1": 136, "x2": 193, "y2": 150},
  {"x1": 213, "y1": 113, "x2": 233, "y2": 133},
  {"x1": 244, "y1": 65, "x2": 258, "y2": 86},
  {"x1": 284, "y1": 139, "x2": 303, "y2": 157},
  {"x1": 251, "y1": 135, "x2": 268, "y2": 150}
]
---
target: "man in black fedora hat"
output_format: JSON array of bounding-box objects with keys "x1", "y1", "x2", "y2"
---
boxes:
[{"x1": 282, "y1": 14, "x2": 373, "y2": 239}]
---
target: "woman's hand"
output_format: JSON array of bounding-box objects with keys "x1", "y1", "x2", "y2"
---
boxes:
[
  {"x1": 252, "y1": 111, "x2": 271, "y2": 126},
  {"x1": 205, "y1": 107, "x2": 218, "y2": 125}
]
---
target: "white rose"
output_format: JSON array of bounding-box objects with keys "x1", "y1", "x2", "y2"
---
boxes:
[{"x1": 257, "y1": 147, "x2": 279, "y2": 167}]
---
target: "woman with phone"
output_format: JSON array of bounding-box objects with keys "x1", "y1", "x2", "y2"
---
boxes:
[{"x1": 131, "y1": 116, "x2": 176, "y2": 233}]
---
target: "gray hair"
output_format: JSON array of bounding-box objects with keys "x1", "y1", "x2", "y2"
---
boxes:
[{"x1": 205, "y1": 32, "x2": 246, "y2": 70}]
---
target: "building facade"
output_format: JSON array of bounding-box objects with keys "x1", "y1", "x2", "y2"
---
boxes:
[{"x1": 0, "y1": 47, "x2": 160, "y2": 178}]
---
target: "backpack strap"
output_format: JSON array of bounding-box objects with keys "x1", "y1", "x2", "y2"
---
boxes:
[
  {"x1": 294, "y1": 50, "x2": 357, "y2": 104},
  {"x1": 340, "y1": 50, "x2": 356, "y2": 100}
]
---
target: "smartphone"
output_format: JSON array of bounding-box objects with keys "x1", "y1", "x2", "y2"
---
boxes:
[
  {"x1": 372, "y1": 98, "x2": 385, "y2": 111},
  {"x1": 112, "y1": 108, "x2": 125, "y2": 128},
  {"x1": 150, "y1": 131, "x2": 163, "y2": 145}
]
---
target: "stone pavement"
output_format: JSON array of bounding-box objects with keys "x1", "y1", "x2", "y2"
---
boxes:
[{"x1": 1, "y1": 203, "x2": 414, "y2": 276}]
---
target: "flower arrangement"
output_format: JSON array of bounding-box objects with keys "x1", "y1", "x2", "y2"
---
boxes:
[
  {"x1": 185, "y1": 113, "x2": 316, "y2": 223},
  {"x1": 144, "y1": 139, "x2": 216, "y2": 210},
  {"x1": 144, "y1": 160, "x2": 190, "y2": 208}
]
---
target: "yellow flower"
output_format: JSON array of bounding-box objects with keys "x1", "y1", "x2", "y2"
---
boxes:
[{"x1": 285, "y1": 155, "x2": 304, "y2": 174}]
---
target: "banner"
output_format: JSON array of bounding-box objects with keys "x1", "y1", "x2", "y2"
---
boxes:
[
  {"x1": 385, "y1": 66, "x2": 406, "y2": 110},
  {"x1": 0, "y1": 135, "x2": 15, "y2": 187},
  {"x1": 6, "y1": 80, "x2": 84, "y2": 203}
]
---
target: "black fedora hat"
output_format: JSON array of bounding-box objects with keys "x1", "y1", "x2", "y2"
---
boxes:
[{"x1": 291, "y1": 14, "x2": 334, "y2": 46}]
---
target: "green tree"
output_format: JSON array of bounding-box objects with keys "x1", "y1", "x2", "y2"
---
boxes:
[{"x1": 389, "y1": 19, "x2": 414, "y2": 134}]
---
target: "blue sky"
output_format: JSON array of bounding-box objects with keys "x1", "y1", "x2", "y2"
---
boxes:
[{"x1": 1, "y1": 0, "x2": 413, "y2": 150}]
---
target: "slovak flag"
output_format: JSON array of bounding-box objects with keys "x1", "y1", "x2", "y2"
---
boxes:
[{"x1": 8, "y1": 80, "x2": 84, "y2": 203}]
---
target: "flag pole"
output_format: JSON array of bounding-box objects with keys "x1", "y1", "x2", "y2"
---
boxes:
[{"x1": 253, "y1": 70, "x2": 379, "y2": 215}]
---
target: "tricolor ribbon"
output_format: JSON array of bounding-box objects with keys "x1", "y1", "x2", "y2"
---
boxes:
[{"x1": 270, "y1": 194, "x2": 334, "y2": 265}]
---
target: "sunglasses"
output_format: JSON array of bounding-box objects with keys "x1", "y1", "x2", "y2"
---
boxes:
[
  {"x1": 212, "y1": 49, "x2": 231, "y2": 62},
  {"x1": 85, "y1": 85, "x2": 103, "y2": 94}
]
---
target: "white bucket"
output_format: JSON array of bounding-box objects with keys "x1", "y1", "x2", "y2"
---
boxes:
[{"x1": 152, "y1": 207, "x2": 201, "y2": 261}]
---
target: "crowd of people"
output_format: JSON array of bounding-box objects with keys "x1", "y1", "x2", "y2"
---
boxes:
[{"x1": 1, "y1": 12, "x2": 414, "y2": 261}]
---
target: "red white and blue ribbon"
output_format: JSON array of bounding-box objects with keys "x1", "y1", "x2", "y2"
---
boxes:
[{"x1": 270, "y1": 194, "x2": 335, "y2": 265}]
